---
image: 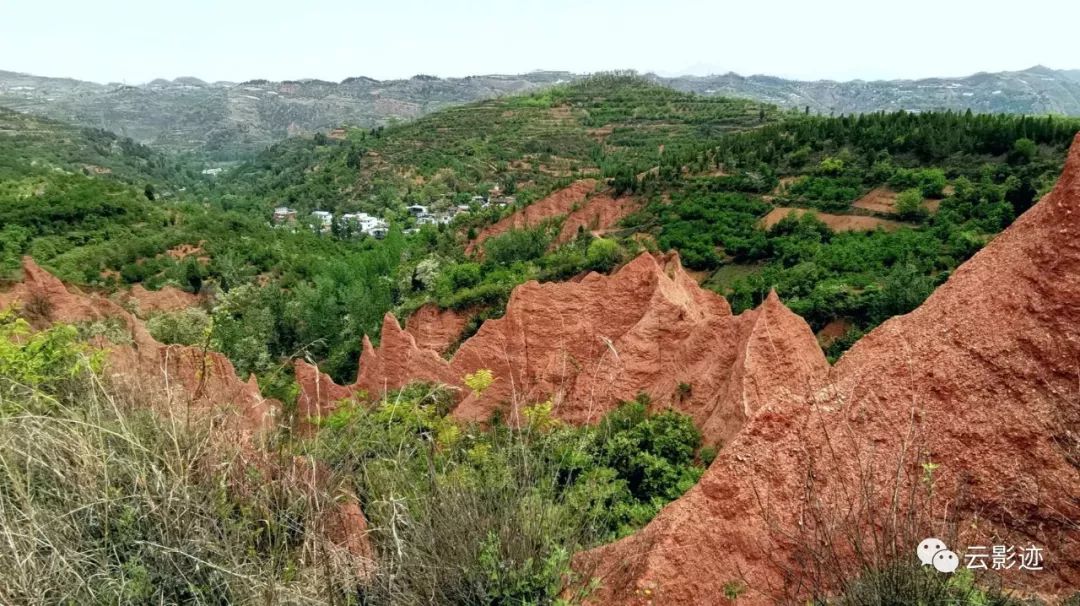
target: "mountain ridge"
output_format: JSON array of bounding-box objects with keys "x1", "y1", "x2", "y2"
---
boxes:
[{"x1": 3, "y1": 66, "x2": 1080, "y2": 157}]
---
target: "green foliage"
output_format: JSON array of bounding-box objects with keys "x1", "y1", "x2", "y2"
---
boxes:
[
  {"x1": 787, "y1": 175, "x2": 863, "y2": 211},
  {"x1": 1010, "y1": 137, "x2": 1037, "y2": 164},
  {"x1": 484, "y1": 226, "x2": 555, "y2": 266},
  {"x1": 0, "y1": 311, "x2": 100, "y2": 402},
  {"x1": 894, "y1": 188, "x2": 927, "y2": 220},
  {"x1": 648, "y1": 186, "x2": 770, "y2": 270},
  {"x1": 585, "y1": 237, "x2": 622, "y2": 272},
  {"x1": 308, "y1": 389, "x2": 706, "y2": 603},
  {"x1": 146, "y1": 307, "x2": 212, "y2": 346},
  {"x1": 888, "y1": 167, "x2": 947, "y2": 197}
]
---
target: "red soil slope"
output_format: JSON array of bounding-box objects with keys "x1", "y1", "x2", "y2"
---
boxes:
[
  {"x1": 466, "y1": 180, "x2": 639, "y2": 255},
  {"x1": 574, "y1": 134, "x2": 1080, "y2": 604},
  {"x1": 295, "y1": 252, "x2": 828, "y2": 445},
  {"x1": 404, "y1": 303, "x2": 468, "y2": 354},
  {"x1": 556, "y1": 191, "x2": 640, "y2": 242}
]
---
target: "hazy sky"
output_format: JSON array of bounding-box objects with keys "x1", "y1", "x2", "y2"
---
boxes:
[{"x1": 2, "y1": 0, "x2": 1077, "y2": 84}]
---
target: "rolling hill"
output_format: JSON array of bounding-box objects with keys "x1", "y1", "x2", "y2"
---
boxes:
[{"x1": 216, "y1": 74, "x2": 776, "y2": 214}]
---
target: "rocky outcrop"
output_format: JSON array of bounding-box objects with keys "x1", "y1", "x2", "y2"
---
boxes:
[
  {"x1": 405, "y1": 303, "x2": 468, "y2": 354},
  {"x1": 574, "y1": 134, "x2": 1080, "y2": 604},
  {"x1": 449, "y1": 253, "x2": 827, "y2": 440},
  {"x1": 0, "y1": 258, "x2": 274, "y2": 433},
  {"x1": 297, "y1": 252, "x2": 828, "y2": 445}
]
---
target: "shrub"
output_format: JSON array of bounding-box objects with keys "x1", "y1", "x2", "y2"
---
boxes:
[
  {"x1": 585, "y1": 237, "x2": 622, "y2": 272},
  {"x1": 0, "y1": 310, "x2": 100, "y2": 403},
  {"x1": 483, "y1": 226, "x2": 553, "y2": 265},
  {"x1": 146, "y1": 306, "x2": 212, "y2": 345},
  {"x1": 894, "y1": 188, "x2": 927, "y2": 221},
  {"x1": 307, "y1": 389, "x2": 708, "y2": 602}
]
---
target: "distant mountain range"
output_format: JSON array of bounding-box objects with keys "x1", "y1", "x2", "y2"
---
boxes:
[
  {"x1": 2, "y1": 66, "x2": 1078, "y2": 157},
  {"x1": 0, "y1": 70, "x2": 575, "y2": 158},
  {"x1": 655, "y1": 65, "x2": 1080, "y2": 116}
]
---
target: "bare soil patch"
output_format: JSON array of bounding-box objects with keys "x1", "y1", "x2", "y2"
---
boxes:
[{"x1": 760, "y1": 207, "x2": 908, "y2": 232}]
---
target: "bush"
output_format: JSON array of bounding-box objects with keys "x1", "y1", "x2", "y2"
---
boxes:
[
  {"x1": 146, "y1": 307, "x2": 212, "y2": 346},
  {"x1": 483, "y1": 226, "x2": 553, "y2": 266},
  {"x1": 888, "y1": 168, "x2": 946, "y2": 198},
  {"x1": 307, "y1": 389, "x2": 707, "y2": 602},
  {"x1": 894, "y1": 188, "x2": 927, "y2": 221},
  {"x1": 586, "y1": 238, "x2": 622, "y2": 272},
  {"x1": 0, "y1": 310, "x2": 100, "y2": 403}
]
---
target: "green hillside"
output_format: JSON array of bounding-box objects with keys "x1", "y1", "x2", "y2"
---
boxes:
[{"x1": 218, "y1": 74, "x2": 778, "y2": 214}]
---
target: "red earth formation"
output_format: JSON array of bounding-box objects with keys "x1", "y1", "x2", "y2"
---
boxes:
[
  {"x1": 466, "y1": 179, "x2": 640, "y2": 255},
  {"x1": 573, "y1": 134, "x2": 1080, "y2": 604},
  {"x1": 403, "y1": 302, "x2": 468, "y2": 354},
  {"x1": 295, "y1": 251, "x2": 829, "y2": 446},
  {"x1": 0, "y1": 259, "x2": 372, "y2": 565},
  {"x1": 0, "y1": 258, "x2": 270, "y2": 432}
]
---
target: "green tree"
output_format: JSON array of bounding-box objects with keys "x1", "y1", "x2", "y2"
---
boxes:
[{"x1": 1010, "y1": 137, "x2": 1037, "y2": 164}]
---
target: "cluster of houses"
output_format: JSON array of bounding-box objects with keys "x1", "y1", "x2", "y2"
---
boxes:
[
  {"x1": 272, "y1": 207, "x2": 388, "y2": 239},
  {"x1": 270, "y1": 193, "x2": 517, "y2": 239},
  {"x1": 406, "y1": 194, "x2": 516, "y2": 227}
]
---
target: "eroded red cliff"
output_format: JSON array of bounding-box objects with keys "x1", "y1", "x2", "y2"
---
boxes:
[
  {"x1": 295, "y1": 313, "x2": 459, "y2": 420},
  {"x1": 404, "y1": 303, "x2": 468, "y2": 354},
  {"x1": 297, "y1": 251, "x2": 827, "y2": 445},
  {"x1": 574, "y1": 134, "x2": 1080, "y2": 604}
]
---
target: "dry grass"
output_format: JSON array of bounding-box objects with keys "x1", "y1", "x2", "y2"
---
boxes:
[{"x1": 0, "y1": 363, "x2": 369, "y2": 605}]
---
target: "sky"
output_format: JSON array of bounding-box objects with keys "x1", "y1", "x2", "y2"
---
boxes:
[{"x1": 2, "y1": 0, "x2": 1078, "y2": 84}]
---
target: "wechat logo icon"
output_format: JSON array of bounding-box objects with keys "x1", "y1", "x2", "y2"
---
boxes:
[{"x1": 917, "y1": 538, "x2": 959, "y2": 573}]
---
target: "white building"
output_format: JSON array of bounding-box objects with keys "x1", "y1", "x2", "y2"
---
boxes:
[{"x1": 341, "y1": 212, "x2": 389, "y2": 238}]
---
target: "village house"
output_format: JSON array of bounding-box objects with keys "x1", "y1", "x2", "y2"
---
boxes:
[
  {"x1": 406, "y1": 204, "x2": 429, "y2": 217},
  {"x1": 272, "y1": 206, "x2": 297, "y2": 226},
  {"x1": 341, "y1": 212, "x2": 390, "y2": 238}
]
